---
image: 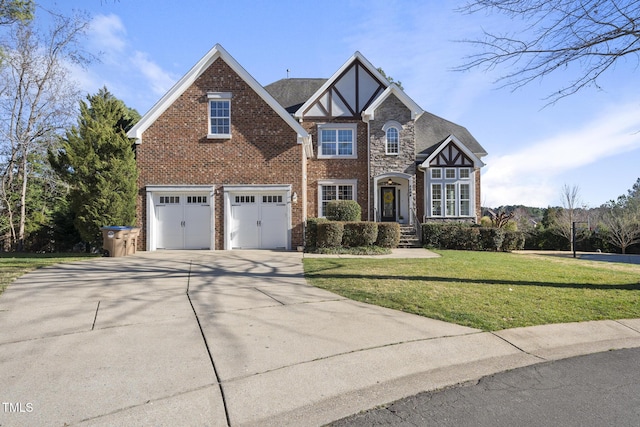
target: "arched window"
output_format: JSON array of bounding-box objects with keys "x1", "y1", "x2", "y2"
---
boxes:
[
  {"x1": 382, "y1": 121, "x2": 402, "y2": 155},
  {"x1": 386, "y1": 127, "x2": 399, "y2": 154}
]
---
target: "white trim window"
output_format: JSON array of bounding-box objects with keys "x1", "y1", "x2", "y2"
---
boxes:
[
  {"x1": 427, "y1": 167, "x2": 474, "y2": 218},
  {"x1": 460, "y1": 183, "x2": 471, "y2": 216},
  {"x1": 318, "y1": 180, "x2": 356, "y2": 217},
  {"x1": 445, "y1": 168, "x2": 456, "y2": 179},
  {"x1": 208, "y1": 92, "x2": 231, "y2": 139},
  {"x1": 382, "y1": 121, "x2": 401, "y2": 155},
  {"x1": 431, "y1": 184, "x2": 442, "y2": 216},
  {"x1": 445, "y1": 184, "x2": 456, "y2": 216},
  {"x1": 385, "y1": 127, "x2": 399, "y2": 154},
  {"x1": 318, "y1": 123, "x2": 357, "y2": 159}
]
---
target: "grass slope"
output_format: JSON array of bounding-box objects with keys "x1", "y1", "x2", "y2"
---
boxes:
[{"x1": 303, "y1": 250, "x2": 640, "y2": 331}]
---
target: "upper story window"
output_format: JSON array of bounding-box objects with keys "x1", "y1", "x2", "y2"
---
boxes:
[
  {"x1": 208, "y1": 92, "x2": 231, "y2": 139},
  {"x1": 318, "y1": 123, "x2": 357, "y2": 159},
  {"x1": 382, "y1": 121, "x2": 401, "y2": 155},
  {"x1": 385, "y1": 128, "x2": 399, "y2": 154}
]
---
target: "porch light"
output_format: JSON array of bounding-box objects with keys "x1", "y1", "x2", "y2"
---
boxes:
[
  {"x1": 292, "y1": 192, "x2": 298, "y2": 204},
  {"x1": 387, "y1": 178, "x2": 393, "y2": 185}
]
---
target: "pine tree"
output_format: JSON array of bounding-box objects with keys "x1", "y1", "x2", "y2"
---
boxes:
[{"x1": 49, "y1": 87, "x2": 140, "y2": 248}]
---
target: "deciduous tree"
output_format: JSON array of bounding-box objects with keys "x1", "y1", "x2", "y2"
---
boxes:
[
  {"x1": 601, "y1": 205, "x2": 640, "y2": 254},
  {"x1": 457, "y1": 0, "x2": 640, "y2": 104},
  {"x1": 550, "y1": 184, "x2": 589, "y2": 252},
  {"x1": 0, "y1": 10, "x2": 89, "y2": 250}
]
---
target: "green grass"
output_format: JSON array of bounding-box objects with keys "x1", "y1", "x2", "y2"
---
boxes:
[
  {"x1": 0, "y1": 253, "x2": 98, "y2": 295},
  {"x1": 310, "y1": 246, "x2": 392, "y2": 255},
  {"x1": 303, "y1": 250, "x2": 640, "y2": 331}
]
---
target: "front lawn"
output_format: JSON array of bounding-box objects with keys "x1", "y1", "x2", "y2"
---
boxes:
[
  {"x1": 0, "y1": 253, "x2": 98, "y2": 296},
  {"x1": 303, "y1": 250, "x2": 640, "y2": 331}
]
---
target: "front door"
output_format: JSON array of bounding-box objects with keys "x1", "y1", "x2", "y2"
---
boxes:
[{"x1": 381, "y1": 187, "x2": 396, "y2": 222}]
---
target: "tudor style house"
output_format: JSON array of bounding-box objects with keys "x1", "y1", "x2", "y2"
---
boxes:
[{"x1": 128, "y1": 44, "x2": 487, "y2": 251}]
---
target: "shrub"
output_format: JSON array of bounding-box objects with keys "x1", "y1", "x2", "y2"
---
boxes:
[
  {"x1": 480, "y1": 216, "x2": 492, "y2": 228},
  {"x1": 438, "y1": 223, "x2": 473, "y2": 250},
  {"x1": 326, "y1": 200, "x2": 361, "y2": 222},
  {"x1": 317, "y1": 222, "x2": 344, "y2": 248},
  {"x1": 502, "y1": 230, "x2": 526, "y2": 251},
  {"x1": 343, "y1": 222, "x2": 378, "y2": 247},
  {"x1": 376, "y1": 222, "x2": 400, "y2": 248},
  {"x1": 479, "y1": 227, "x2": 504, "y2": 251},
  {"x1": 422, "y1": 223, "x2": 444, "y2": 248},
  {"x1": 422, "y1": 222, "x2": 526, "y2": 252},
  {"x1": 305, "y1": 217, "x2": 328, "y2": 250}
]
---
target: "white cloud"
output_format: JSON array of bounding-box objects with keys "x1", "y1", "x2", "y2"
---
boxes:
[
  {"x1": 88, "y1": 14, "x2": 127, "y2": 60},
  {"x1": 482, "y1": 103, "x2": 640, "y2": 206},
  {"x1": 131, "y1": 51, "x2": 176, "y2": 96},
  {"x1": 64, "y1": 14, "x2": 178, "y2": 112}
]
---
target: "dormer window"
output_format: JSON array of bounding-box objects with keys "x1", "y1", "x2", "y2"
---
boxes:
[
  {"x1": 208, "y1": 92, "x2": 231, "y2": 139},
  {"x1": 382, "y1": 121, "x2": 401, "y2": 155}
]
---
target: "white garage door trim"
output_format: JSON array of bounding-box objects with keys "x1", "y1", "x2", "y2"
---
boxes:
[
  {"x1": 224, "y1": 185, "x2": 292, "y2": 250},
  {"x1": 146, "y1": 185, "x2": 215, "y2": 251}
]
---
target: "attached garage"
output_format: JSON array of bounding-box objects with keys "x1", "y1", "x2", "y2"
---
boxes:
[
  {"x1": 224, "y1": 185, "x2": 291, "y2": 250},
  {"x1": 146, "y1": 186, "x2": 214, "y2": 251}
]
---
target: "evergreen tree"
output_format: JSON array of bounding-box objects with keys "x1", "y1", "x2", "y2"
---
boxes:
[{"x1": 49, "y1": 88, "x2": 140, "y2": 248}]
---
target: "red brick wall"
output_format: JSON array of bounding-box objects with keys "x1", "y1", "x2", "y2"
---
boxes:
[
  {"x1": 303, "y1": 120, "x2": 370, "y2": 220},
  {"x1": 135, "y1": 58, "x2": 304, "y2": 249}
]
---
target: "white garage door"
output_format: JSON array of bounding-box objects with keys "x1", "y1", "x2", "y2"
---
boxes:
[
  {"x1": 156, "y1": 194, "x2": 211, "y2": 249},
  {"x1": 229, "y1": 192, "x2": 288, "y2": 249}
]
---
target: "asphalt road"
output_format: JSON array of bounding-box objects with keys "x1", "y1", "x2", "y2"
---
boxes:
[{"x1": 330, "y1": 347, "x2": 640, "y2": 427}]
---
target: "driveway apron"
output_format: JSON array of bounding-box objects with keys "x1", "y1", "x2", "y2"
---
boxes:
[{"x1": 1, "y1": 250, "x2": 543, "y2": 427}]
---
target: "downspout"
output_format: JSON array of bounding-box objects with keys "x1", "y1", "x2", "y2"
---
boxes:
[
  {"x1": 367, "y1": 119, "x2": 371, "y2": 221},
  {"x1": 363, "y1": 112, "x2": 371, "y2": 221}
]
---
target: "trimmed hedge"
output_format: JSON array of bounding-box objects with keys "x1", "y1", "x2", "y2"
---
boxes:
[
  {"x1": 376, "y1": 222, "x2": 401, "y2": 248},
  {"x1": 422, "y1": 222, "x2": 525, "y2": 252},
  {"x1": 317, "y1": 222, "x2": 344, "y2": 248},
  {"x1": 305, "y1": 217, "x2": 328, "y2": 249},
  {"x1": 342, "y1": 222, "x2": 378, "y2": 247},
  {"x1": 326, "y1": 200, "x2": 361, "y2": 222},
  {"x1": 306, "y1": 220, "x2": 400, "y2": 250}
]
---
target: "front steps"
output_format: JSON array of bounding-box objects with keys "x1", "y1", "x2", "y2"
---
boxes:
[{"x1": 399, "y1": 225, "x2": 421, "y2": 248}]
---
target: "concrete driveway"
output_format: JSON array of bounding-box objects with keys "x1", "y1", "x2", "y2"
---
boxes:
[{"x1": 2, "y1": 250, "x2": 640, "y2": 426}]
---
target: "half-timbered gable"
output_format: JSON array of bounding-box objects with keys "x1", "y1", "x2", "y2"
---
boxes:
[
  {"x1": 296, "y1": 54, "x2": 388, "y2": 119},
  {"x1": 420, "y1": 136, "x2": 485, "y2": 221},
  {"x1": 428, "y1": 141, "x2": 475, "y2": 167},
  {"x1": 133, "y1": 44, "x2": 489, "y2": 252}
]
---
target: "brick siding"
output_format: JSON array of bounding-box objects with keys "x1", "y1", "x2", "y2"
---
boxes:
[{"x1": 135, "y1": 58, "x2": 304, "y2": 250}]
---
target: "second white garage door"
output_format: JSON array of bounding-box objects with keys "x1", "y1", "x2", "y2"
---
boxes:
[{"x1": 226, "y1": 187, "x2": 290, "y2": 250}]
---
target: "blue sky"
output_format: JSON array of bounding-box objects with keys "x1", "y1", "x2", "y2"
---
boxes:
[{"x1": 40, "y1": 0, "x2": 640, "y2": 208}]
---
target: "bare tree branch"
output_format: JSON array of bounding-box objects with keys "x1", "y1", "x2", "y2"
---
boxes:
[
  {"x1": 456, "y1": 0, "x2": 640, "y2": 104},
  {"x1": 0, "y1": 10, "x2": 91, "y2": 250}
]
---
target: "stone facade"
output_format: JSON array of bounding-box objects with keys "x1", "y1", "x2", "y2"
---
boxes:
[
  {"x1": 368, "y1": 95, "x2": 417, "y2": 222},
  {"x1": 133, "y1": 46, "x2": 487, "y2": 251}
]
